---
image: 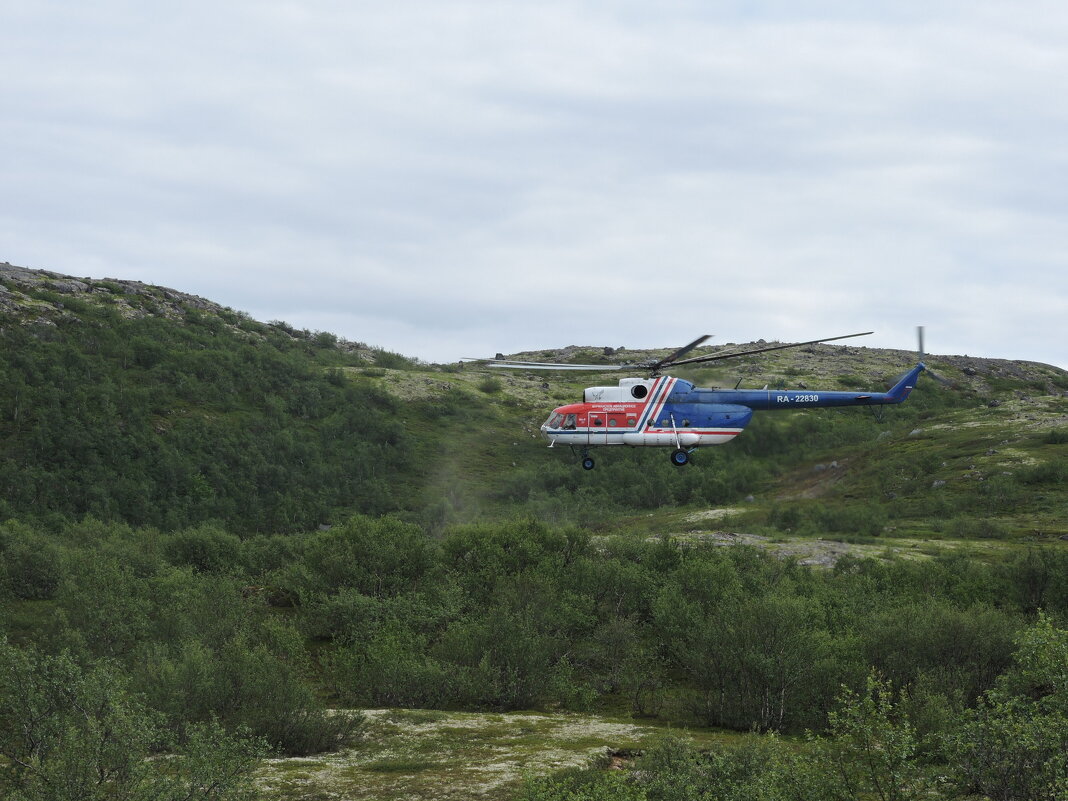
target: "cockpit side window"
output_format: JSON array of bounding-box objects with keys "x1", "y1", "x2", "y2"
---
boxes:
[
  {"x1": 545, "y1": 412, "x2": 564, "y2": 428},
  {"x1": 563, "y1": 414, "x2": 577, "y2": 430}
]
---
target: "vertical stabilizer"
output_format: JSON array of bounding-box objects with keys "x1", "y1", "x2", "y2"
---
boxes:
[{"x1": 886, "y1": 364, "x2": 925, "y2": 403}]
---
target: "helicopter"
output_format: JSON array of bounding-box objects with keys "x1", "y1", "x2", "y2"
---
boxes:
[{"x1": 472, "y1": 330, "x2": 927, "y2": 470}]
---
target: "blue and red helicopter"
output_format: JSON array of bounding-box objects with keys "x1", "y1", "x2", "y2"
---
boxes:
[{"x1": 475, "y1": 331, "x2": 927, "y2": 470}]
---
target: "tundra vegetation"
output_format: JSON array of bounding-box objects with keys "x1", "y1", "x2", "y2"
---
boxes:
[{"x1": 2, "y1": 268, "x2": 1068, "y2": 798}]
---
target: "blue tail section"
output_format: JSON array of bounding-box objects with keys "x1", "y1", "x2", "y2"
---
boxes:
[
  {"x1": 886, "y1": 363, "x2": 925, "y2": 404},
  {"x1": 676, "y1": 363, "x2": 926, "y2": 411}
]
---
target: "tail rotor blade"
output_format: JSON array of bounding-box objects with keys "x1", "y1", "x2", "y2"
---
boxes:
[{"x1": 914, "y1": 326, "x2": 956, "y2": 387}]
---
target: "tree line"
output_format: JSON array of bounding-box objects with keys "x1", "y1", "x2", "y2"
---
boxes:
[{"x1": 4, "y1": 514, "x2": 1068, "y2": 797}]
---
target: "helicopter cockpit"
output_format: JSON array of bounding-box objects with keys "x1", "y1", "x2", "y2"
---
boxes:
[{"x1": 544, "y1": 412, "x2": 577, "y2": 430}]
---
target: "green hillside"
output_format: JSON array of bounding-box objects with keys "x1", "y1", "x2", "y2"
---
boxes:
[
  {"x1": 0, "y1": 264, "x2": 424, "y2": 532},
  {"x1": 3, "y1": 263, "x2": 1068, "y2": 800},
  {"x1": 3, "y1": 262, "x2": 1066, "y2": 545}
]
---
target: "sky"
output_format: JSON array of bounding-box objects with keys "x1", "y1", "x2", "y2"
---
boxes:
[{"x1": 3, "y1": 1, "x2": 1067, "y2": 369}]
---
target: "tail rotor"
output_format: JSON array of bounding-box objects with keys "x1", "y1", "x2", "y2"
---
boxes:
[{"x1": 916, "y1": 325, "x2": 955, "y2": 387}]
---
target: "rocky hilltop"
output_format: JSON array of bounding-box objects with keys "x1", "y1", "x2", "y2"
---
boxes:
[
  {"x1": 0, "y1": 261, "x2": 381, "y2": 359},
  {"x1": 3, "y1": 261, "x2": 1066, "y2": 395},
  {"x1": 0, "y1": 262, "x2": 222, "y2": 320}
]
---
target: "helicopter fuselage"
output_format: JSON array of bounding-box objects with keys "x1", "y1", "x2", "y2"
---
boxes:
[{"x1": 540, "y1": 364, "x2": 925, "y2": 453}]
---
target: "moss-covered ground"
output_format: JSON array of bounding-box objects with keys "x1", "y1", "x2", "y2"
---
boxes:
[{"x1": 257, "y1": 709, "x2": 737, "y2": 800}]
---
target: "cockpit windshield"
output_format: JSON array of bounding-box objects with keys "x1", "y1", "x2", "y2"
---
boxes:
[{"x1": 543, "y1": 413, "x2": 577, "y2": 430}]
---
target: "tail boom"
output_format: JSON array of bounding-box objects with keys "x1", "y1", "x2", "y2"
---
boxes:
[{"x1": 708, "y1": 364, "x2": 926, "y2": 410}]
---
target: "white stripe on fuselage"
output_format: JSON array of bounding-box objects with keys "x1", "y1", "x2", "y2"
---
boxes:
[{"x1": 636, "y1": 377, "x2": 675, "y2": 430}]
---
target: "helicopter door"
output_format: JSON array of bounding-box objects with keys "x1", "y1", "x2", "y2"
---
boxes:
[{"x1": 587, "y1": 411, "x2": 609, "y2": 445}]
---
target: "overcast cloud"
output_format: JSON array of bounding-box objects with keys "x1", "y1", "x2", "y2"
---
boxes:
[{"x1": 3, "y1": 1, "x2": 1067, "y2": 368}]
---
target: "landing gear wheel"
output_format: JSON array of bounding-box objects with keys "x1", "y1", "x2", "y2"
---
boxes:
[
  {"x1": 670, "y1": 449, "x2": 690, "y2": 467},
  {"x1": 582, "y1": 456, "x2": 595, "y2": 470}
]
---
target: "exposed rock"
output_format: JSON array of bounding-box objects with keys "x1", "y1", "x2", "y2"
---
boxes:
[
  {"x1": 48, "y1": 279, "x2": 89, "y2": 293},
  {"x1": 0, "y1": 262, "x2": 325, "y2": 347}
]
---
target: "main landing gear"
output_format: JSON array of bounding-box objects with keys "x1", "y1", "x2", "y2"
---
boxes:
[
  {"x1": 572, "y1": 446, "x2": 596, "y2": 470},
  {"x1": 574, "y1": 447, "x2": 694, "y2": 469},
  {"x1": 670, "y1": 448, "x2": 690, "y2": 467}
]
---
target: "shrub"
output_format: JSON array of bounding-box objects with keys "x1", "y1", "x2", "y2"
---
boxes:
[
  {"x1": 0, "y1": 639, "x2": 268, "y2": 798},
  {"x1": 947, "y1": 616, "x2": 1068, "y2": 801},
  {"x1": 371, "y1": 348, "x2": 413, "y2": 369},
  {"x1": 1019, "y1": 460, "x2": 1068, "y2": 486},
  {"x1": 477, "y1": 375, "x2": 503, "y2": 394},
  {"x1": 0, "y1": 530, "x2": 64, "y2": 600},
  {"x1": 162, "y1": 525, "x2": 241, "y2": 573},
  {"x1": 814, "y1": 503, "x2": 887, "y2": 537},
  {"x1": 1044, "y1": 428, "x2": 1068, "y2": 445}
]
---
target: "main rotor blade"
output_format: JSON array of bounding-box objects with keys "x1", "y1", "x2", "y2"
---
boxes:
[
  {"x1": 471, "y1": 359, "x2": 627, "y2": 371},
  {"x1": 669, "y1": 331, "x2": 874, "y2": 368},
  {"x1": 645, "y1": 334, "x2": 713, "y2": 373}
]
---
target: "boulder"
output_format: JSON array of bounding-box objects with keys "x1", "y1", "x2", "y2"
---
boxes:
[{"x1": 48, "y1": 279, "x2": 89, "y2": 294}]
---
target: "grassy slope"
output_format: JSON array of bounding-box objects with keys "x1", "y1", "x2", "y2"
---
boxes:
[
  {"x1": 2, "y1": 262, "x2": 1066, "y2": 551},
  {"x1": 368, "y1": 340, "x2": 1068, "y2": 556}
]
